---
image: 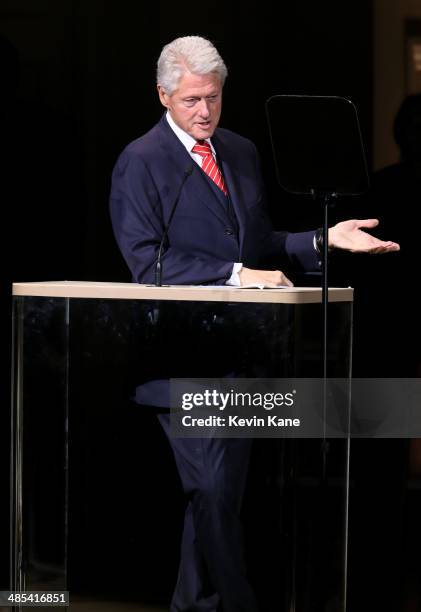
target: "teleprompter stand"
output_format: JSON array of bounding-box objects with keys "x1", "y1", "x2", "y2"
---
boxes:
[{"x1": 266, "y1": 95, "x2": 369, "y2": 608}]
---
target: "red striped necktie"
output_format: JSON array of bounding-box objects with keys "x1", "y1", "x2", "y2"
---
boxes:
[{"x1": 191, "y1": 140, "x2": 228, "y2": 195}]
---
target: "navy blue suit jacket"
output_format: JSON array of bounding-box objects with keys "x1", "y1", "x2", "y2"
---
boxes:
[{"x1": 110, "y1": 114, "x2": 320, "y2": 285}]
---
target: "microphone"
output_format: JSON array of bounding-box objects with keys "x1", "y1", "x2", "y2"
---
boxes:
[{"x1": 155, "y1": 164, "x2": 194, "y2": 286}]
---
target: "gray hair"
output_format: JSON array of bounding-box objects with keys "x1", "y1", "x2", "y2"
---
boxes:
[{"x1": 157, "y1": 36, "x2": 228, "y2": 95}]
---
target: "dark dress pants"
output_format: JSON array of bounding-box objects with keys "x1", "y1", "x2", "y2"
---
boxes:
[{"x1": 158, "y1": 414, "x2": 258, "y2": 612}]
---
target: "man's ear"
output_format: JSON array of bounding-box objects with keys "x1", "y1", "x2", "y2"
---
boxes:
[{"x1": 157, "y1": 85, "x2": 170, "y2": 109}]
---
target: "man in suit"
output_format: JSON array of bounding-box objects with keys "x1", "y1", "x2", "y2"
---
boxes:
[{"x1": 110, "y1": 36, "x2": 399, "y2": 612}]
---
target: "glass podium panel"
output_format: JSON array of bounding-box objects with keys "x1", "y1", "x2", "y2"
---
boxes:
[
  {"x1": 11, "y1": 283, "x2": 352, "y2": 612},
  {"x1": 11, "y1": 296, "x2": 69, "y2": 597}
]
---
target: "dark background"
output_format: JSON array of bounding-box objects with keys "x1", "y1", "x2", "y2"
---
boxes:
[{"x1": 1, "y1": 1, "x2": 420, "y2": 610}]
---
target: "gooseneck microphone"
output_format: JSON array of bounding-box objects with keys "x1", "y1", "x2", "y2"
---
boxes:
[{"x1": 155, "y1": 164, "x2": 194, "y2": 286}]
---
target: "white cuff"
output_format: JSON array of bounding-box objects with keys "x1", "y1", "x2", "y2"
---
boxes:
[{"x1": 226, "y1": 262, "x2": 243, "y2": 286}]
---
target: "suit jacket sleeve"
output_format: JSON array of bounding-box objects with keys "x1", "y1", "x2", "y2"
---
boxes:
[{"x1": 110, "y1": 150, "x2": 235, "y2": 285}]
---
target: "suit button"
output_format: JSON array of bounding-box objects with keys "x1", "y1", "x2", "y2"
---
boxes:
[{"x1": 225, "y1": 228, "x2": 233, "y2": 235}]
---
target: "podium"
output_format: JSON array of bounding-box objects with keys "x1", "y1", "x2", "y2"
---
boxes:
[{"x1": 11, "y1": 281, "x2": 353, "y2": 611}]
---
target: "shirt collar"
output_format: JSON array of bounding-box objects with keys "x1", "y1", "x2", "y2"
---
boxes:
[{"x1": 165, "y1": 111, "x2": 216, "y2": 155}]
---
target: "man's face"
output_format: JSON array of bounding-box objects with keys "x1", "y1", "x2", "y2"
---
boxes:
[{"x1": 158, "y1": 71, "x2": 222, "y2": 140}]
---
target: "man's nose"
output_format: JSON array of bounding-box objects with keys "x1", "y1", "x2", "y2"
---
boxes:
[{"x1": 197, "y1": 98, "x2": 210, "y2": 117}]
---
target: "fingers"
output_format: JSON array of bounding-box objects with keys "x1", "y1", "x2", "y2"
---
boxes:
[
  {"x1": 355, "y1": 218, "x2": 379, "y2": 229},
  {"x1": 266, "y1": 270, "x2": 294, "y2": 287},
  {"x1": 369, "y1": 241, "x2": 400, "y2": 254},
  {"x1": 353, "y1": 239, "x2": 400, "y2": 254},
  {"x1": 381, "y1": 241, "x2": 400, "y2": 251}
]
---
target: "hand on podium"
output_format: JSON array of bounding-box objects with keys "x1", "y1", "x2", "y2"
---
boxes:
[{"x1": 239, "y1": 267, "x2": 294, "y2": 287}]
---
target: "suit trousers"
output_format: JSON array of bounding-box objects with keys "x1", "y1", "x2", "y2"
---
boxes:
[{"x1": 157, "y1": 414, "x2": 258, "y2": 612}]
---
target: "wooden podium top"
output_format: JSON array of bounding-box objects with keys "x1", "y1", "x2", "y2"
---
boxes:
[{"x1": 12, "y1": 281, "x2": 353, "y2": 304}]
